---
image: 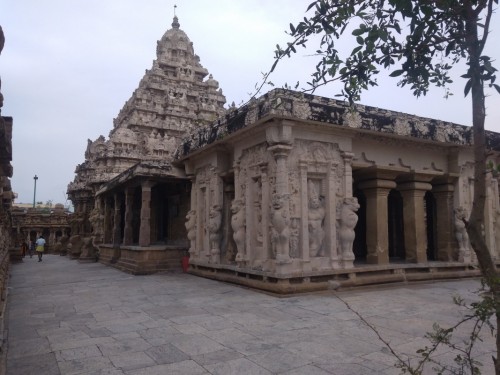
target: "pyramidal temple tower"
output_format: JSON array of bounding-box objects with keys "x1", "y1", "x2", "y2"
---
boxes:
[{"x1": 68, "y1": 15, "x2": 226, "y2": 205}]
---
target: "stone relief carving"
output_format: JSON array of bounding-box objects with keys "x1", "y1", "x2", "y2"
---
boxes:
[
  {"x1": 252, "y1": 179, "x2": 263, "y2": 246},
  {"x1": 231, "y1": 199, "x2": 246, "y2": 264},
  {"x1": 208, "y1": 205, "x2": 222, "y2": 263},
  {"x1": 454, "y1": 207, "x2": 471, "y2": 262},
  {"x1": 185, "y1": 210, "x2": 196, "y2": 256},
  {"x1": 337, "y1": 197, "x2": 360, "y2": 263},
  {"x1": 343, "y1": 110, "x2": 362, "y2": 128},
  {"x1": 289, "y1": 218, "x2": 300, "y2": 258},
  {"x1": 308, "y1": 180, "x2": 325, "y2": 257},
  {"x1": 394, "y1": 118, "x2": 412, "y2": 136},
  {"x1": 270, "y1": 193, "x2": 290, "y2": 263},
  {"x1": 88, "y1": 207, "x2": 104, "y2": 244}
]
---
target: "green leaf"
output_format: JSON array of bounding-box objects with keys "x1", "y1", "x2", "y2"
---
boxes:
[
  {"x1": 389, "y1": 70, "x2": 404, "y2": 77},
  {"x1": 356, "y1": 35, "x2": 364, "y2": 45},
  {"x1": 352, "y1": 28, "x2": 365, "y2": 36},
  {"x1": 493, "y1": 84, "x2": 500, "y2": 94},
  {"x1": 464, "y1": 79, "x2": 472, "y2": 97},
  {"x1": 351, "y1": 46, "x2": 363, "y2": 55}
]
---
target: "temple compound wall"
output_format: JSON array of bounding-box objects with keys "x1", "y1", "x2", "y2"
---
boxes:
[
  {"x1": 177, "y1": 89, "x2": 500, "y2": 293},
  {"x1": 10, "y1": 204, "x2": 71, "y2": 257},
  {"x1": 0, "y1": 24, "x2": 13, "y2": 360}
]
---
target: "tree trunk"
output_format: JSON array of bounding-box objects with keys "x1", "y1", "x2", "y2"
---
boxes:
[{"x1": 465, "y1": 9, "x2": 500, "y2": 375}]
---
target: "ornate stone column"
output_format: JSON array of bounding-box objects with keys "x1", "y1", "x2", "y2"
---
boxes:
[
  {"x1": 299, "y1": 161, "x2": 310, "y2": 263},
  {"x1": 342, "y1": 151, "x2": 354, "y2": 197},
  {"x1": 358, "y1": 179, "x2": 396, "y2": 265},
  {"x1": 326, "y1": 162, "x2": 339, "y2": 268},
  {"x1": 139, "y1": 181, "x2": 153, "y2": 247},
  {"x1": 268, "y1": 144, "x2": 292, "y2": 264},
  {"x1": 398, "y1": 181, "x2": 432, "y2": 263},
  {"x1": 260, "y1": 163, "x2": 270, "y2": 262},
  {"x1": 103, "y1": 197, "x2": 112, "y2": 244},
  {"x1": 123, "y1": 187, "x2": 134, "y2": 246},
  {"x1": 432, "y1": 183, "x2": 455, "y2": 261},
  {"x1": 112, "y1": 193, "x2": 122, "y2": 246}
]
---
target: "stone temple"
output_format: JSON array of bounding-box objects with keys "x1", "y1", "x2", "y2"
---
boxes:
[{"x1": 67, "y1": 16, "x2": 500, "y2": 293}]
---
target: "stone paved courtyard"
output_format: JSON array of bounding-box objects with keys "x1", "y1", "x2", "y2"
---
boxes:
[{"x1": 4, "y1": 255, "x2": 496, "y2": 374}]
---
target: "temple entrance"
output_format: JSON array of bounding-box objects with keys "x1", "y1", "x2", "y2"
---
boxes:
[
  {"x1": 425, "y1": 191, "x2": 437, "y2": 260},
  {"x1": 388, "y1": 189, "x2": 405, "y2": 260},
  {"x1": 152, "y1": 181, "x2": 189, "y2": 245},
  {"x1": 353, "y1": 189, "x2": 367, "y2": 261}
]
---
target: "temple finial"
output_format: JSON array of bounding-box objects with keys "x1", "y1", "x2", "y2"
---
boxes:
[{"x1": 172, "y1": 4, "x2": 180, "y2": 28}]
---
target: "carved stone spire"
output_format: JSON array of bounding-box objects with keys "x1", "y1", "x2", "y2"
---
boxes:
[{"x1": 172, "y1": 16, "x2": 180, "y2": 29}]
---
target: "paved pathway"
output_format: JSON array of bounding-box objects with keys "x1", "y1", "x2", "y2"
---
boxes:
[{"x1": 4, "y1": 255, "x2": 495, "y2": 374}]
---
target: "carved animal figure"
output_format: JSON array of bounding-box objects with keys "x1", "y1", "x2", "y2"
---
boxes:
[
  {"x1": 185, "y1": 210, "x2": 196, "y2": 255},
  {"x1": 208, "y1": 205, "x2": 222, "y2": 262},
  {"x1": 454, "y1": 207, "x2": 471, "y2": 261},
  {"x1": 231, "y1": 200, "x2": 246, "y2": 263},
  {"x1": 337, "y1": 197, "x2": 360, "y2": 260},
  {"x1": 270, "y1": 194, "x2": 290, "y2": 262}
]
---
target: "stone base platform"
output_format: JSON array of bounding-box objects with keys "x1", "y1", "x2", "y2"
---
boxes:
[
  {"x1": 98, "y1": 244, "x2": 188, "y2": 275},
  {"x1": 188, "y1": 261, "x2": 486, "y2": 294}
]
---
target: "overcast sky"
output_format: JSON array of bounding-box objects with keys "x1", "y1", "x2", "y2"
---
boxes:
[{"x1": 1, "y1": 1, "x2": 500, "y2": 206}]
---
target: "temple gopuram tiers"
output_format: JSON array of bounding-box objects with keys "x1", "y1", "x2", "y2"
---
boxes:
[{"x1": 67, "y1": 16, "x2": 227, "y2": 266}]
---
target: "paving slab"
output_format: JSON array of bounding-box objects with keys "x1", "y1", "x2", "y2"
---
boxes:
[{"x1": 4, "y1": 255, "x2": 496, "y2": 374}]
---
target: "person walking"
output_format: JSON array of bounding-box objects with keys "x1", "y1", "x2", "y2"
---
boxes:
[
  {"x1": 29, "y1": 241, "x2": 34, "y2": 258},
  {"x1": 35, "y1": 236, "x2": 45, "y2": 262}
]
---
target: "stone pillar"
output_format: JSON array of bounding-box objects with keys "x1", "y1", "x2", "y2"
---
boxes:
[
  {"x1": 268, "y1": 144, "x2": 292, "y2": 264},
  {"x1": 342, "y1": 151, "x2": 354, "y2": 197},
  {"x1": 49, "y1": 230, "x2": 56, "y2": 247},
  {"x1": 123, "y1": 187, "x2": 134, "y2": 246},
  {"x1": 398, "y1": 181, "x2": 432, "y2": 263},
  {"x1": 299, "y1": 161, "x2": 310, "y2": 263},
  {"x1": 484, "y1": 174, "x2": 496, "y2": 258},
  {"x1": 139, "y1": 181, "x2": 153, "y2": 247},
  {"x1": 103, "y1": 197, "x2": 112, "y2": 244},
  {"x1": 433, "y1": 183, "x2": 455, "y2": 261},
  {"x1": 233, "y1": 161, "x2": 241, "y2": 200},
  {"x1": 358, "y1": 179, "x2": 396, "y2": 265},
  {"x1": 326, "y1": 162, "x2": 339, "y2": 268},
  {"x1": 260, "y1": 163, "x2": 270, "y2": 261},
  {"x1": 112, "y1": 193, "x2": 122, "y2": 246}
]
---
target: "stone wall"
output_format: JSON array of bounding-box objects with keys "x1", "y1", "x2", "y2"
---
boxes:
[{"x1": 0, "y1": 24, "x2": 13, "y2": 369}]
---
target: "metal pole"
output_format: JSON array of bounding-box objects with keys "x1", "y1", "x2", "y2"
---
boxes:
[{"x1": 33, "y1": 175, "x2": 38, "y2": 208}]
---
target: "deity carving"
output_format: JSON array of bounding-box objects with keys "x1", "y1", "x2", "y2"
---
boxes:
[
  {"x1": 59, "y1": 234, "x2": 69, "y2": 256},
  {"x1": 270, "y1": 193, "x2": 290, "y2": 263},
  {"x1": 89, "y1": 207, "x2": 104, "y2": 244},
  {"x1": 208, "y1": 205, "x2": 222, "y2": 263},
  {"x1": 68, "y1": 234, "x2": 83, "y2": 259},
  {"x1": 80, "y1": 236, "x2": 97, "y2": 261},
  {"x1": 289, "y1": 218, "x2": 300, "y2": 258},
  {"x1": 231, "y1": 199, "x2": 246, "y2": 264},
  {"x1": 253, "y1": 178, "x2": 263, "y2": 245},
  {"x1": 337, "y1": 197, "x2": 360, "y2": 262},
  {"x1": 308, "y1": 180, "x2": 325, "y2": 257},
  {"x1": 454, "y1": 207, "x2": 471, "y2": 262},
  {"x1": 185, "y1": 210, "x2": 197, "y2": 256}
]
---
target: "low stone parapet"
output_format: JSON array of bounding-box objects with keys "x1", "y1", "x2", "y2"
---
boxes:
[{"x1": 98, "y1": 244, "x2": 187, "y2": 275}]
